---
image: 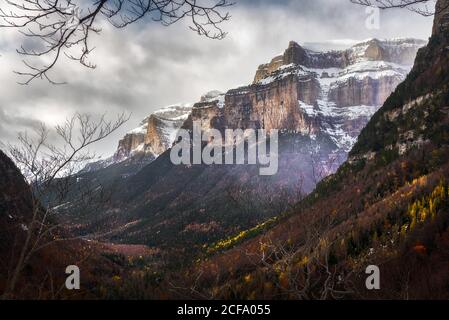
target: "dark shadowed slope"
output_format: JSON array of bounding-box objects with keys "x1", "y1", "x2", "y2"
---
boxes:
[{"x1": 0, "y1": 150, "x2": 125, "y2": 299}]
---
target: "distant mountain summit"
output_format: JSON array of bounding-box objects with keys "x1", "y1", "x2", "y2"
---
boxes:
[
  {"x1": 82, "y1": 103, "x2": 193, "y2": 173},
  {"x1": 114, "y1": 103, "x2": 193, "y2": 162},
  {"x1": 254, "y1": 38, "x2": 423, "y2": 83}
]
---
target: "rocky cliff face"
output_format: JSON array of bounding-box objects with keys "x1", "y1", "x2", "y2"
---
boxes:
[
  {"x1": 86, "y1": 38, "x2": 424, "y2": 174},
  {"x1": 192, "y1": 38, "x2": 424, "y2": 154},
  {"x1": 144, "y1": 105, "x2": 193, "y2": 155},
  {"x1": 253, "y1": 41, "x2": 344, "y2": 83},
  {"x1": 328, "y1": 75, "x2": 402, "y2": 107},
  {"x1": 84, "y1": 104, "x2": 192, "y2": 171},
  {"x1": 433, "y1": 0, "x2": 449, "y2": 35},
  {"x1": 119, "y1": 104, "x2": 192, "y2": 160},
  {"x1": 223, "y1": 74, "x2": 319, "y2": 134},
  {"x1": 253, "y1": 38, "x2": 421, "y2": 84}
]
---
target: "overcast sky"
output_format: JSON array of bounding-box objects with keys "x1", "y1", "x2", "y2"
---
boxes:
[{"x1": 0, "y1": 0, "x2": 434, "y2": 157}]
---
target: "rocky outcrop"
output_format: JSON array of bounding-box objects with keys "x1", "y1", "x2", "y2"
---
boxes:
[
  {"x1": 254, "y1": 42, "x2": 345, "y2": 83},
  {"x1": 185, "y1": 73, "x2": 321, "y2": 135},
  {"x1": 212, "y1": 38, "x2": 423, "y2": 153},
  {"x1": 283, "y1": 41, "x2": 309, "y2": 66},
  {"x1": 144, "y1": 115, "x2": 167, "y2": 155},
  {"x1": 144, "y1": 105, "x2": 192, "y2": 155},
  {"x1": 83, "y1": 104, "x2": 192, "y2": 173},
  {"x1": 254, "y1": 55, "x2": 284, "y2": 84},
  {"x1": 111, "y1": 105, "x2": 192, "y2": 163}
]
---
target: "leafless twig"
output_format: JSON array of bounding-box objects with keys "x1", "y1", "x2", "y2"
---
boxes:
[{"x1": 0, "y1": 0, "x2": 233, "y2": 84}]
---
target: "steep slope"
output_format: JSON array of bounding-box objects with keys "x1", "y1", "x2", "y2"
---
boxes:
[
  {"x1": 82, "y1": 103, "x2": 192, "y2": 173},
  {"x1": 0, "y1": 150, "x2": 38, "y2": 297},
  {"x1": 85, "y1": 38, "x2": 423, "y2": 173},
  {"x1": 0, "y1": 150, "x2": 33, "y2": 262},
  {"x1": 179, "y1": 3, "x2": 449, "y2": 300}
]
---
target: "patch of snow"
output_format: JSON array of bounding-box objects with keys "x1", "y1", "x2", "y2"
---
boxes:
[
  {"x1": 127, "y1": 122, "x2": 148, "y2": 135},
  {"x1": 298, "y1": 100, "x2": 319, "y2": 117},
  {"x1": 338, "y1": 105, "x2": 378, "y2": 120},
  {"x1": 201, "y1": 90, "x2": 223, "y2": 101},
  {"x1": 171, "y1": 114, "x2": 190, "y2": 121},
  {"x1": 256, "y1": 66, "x2": 309, "y2": 85},
  {"x1": 153, "y1": 103, "x2": 193, "y2": 118},
  {"x1": 323, "y1": 122, "x2": 358, "y2": 152},
  {"x1": 216, "y1": 94, "x2": 225, "y2": 109},
  {"x1": 159, "y1": 118, "x2": 182, "y2": 148},
  {"x1": 337, "y1": 60, "x2": 409, "y2": 82}
]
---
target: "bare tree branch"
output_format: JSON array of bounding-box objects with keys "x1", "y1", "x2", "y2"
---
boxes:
[
  {"x1": 350, "y1": 0, "x2": 448, "y2": 17},
  {"x1": 0, "y1": 0, "x2": 233, "y2": 84}
]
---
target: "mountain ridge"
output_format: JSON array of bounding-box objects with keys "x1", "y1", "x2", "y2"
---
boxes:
[
  {"x1": 167, "y1": 4, "x2": 449, "y2": 299},
  {"x1": 84, "y1": 37, "x2": 424, "y2": 177},
  {"x1": 62, "y1": 37, "x2": 425, "y2": 269}
]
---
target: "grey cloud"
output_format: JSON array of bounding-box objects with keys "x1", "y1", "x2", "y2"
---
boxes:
[
  {"x1": 0, "y1": 0, "x2": 434, "y2": 156},
  {"x1": 0, "y1": 108, "x2": 42, "y2": 142}
]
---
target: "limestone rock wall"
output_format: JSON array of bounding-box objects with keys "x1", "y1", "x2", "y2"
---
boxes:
[{"x1": 328, "y1": 76, "x2": 403, "y2": 107}]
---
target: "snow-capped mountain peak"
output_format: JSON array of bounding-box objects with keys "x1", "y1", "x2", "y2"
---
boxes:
[{"x1": 83, "y1": 38, "x2": 425, "y2": 174}]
